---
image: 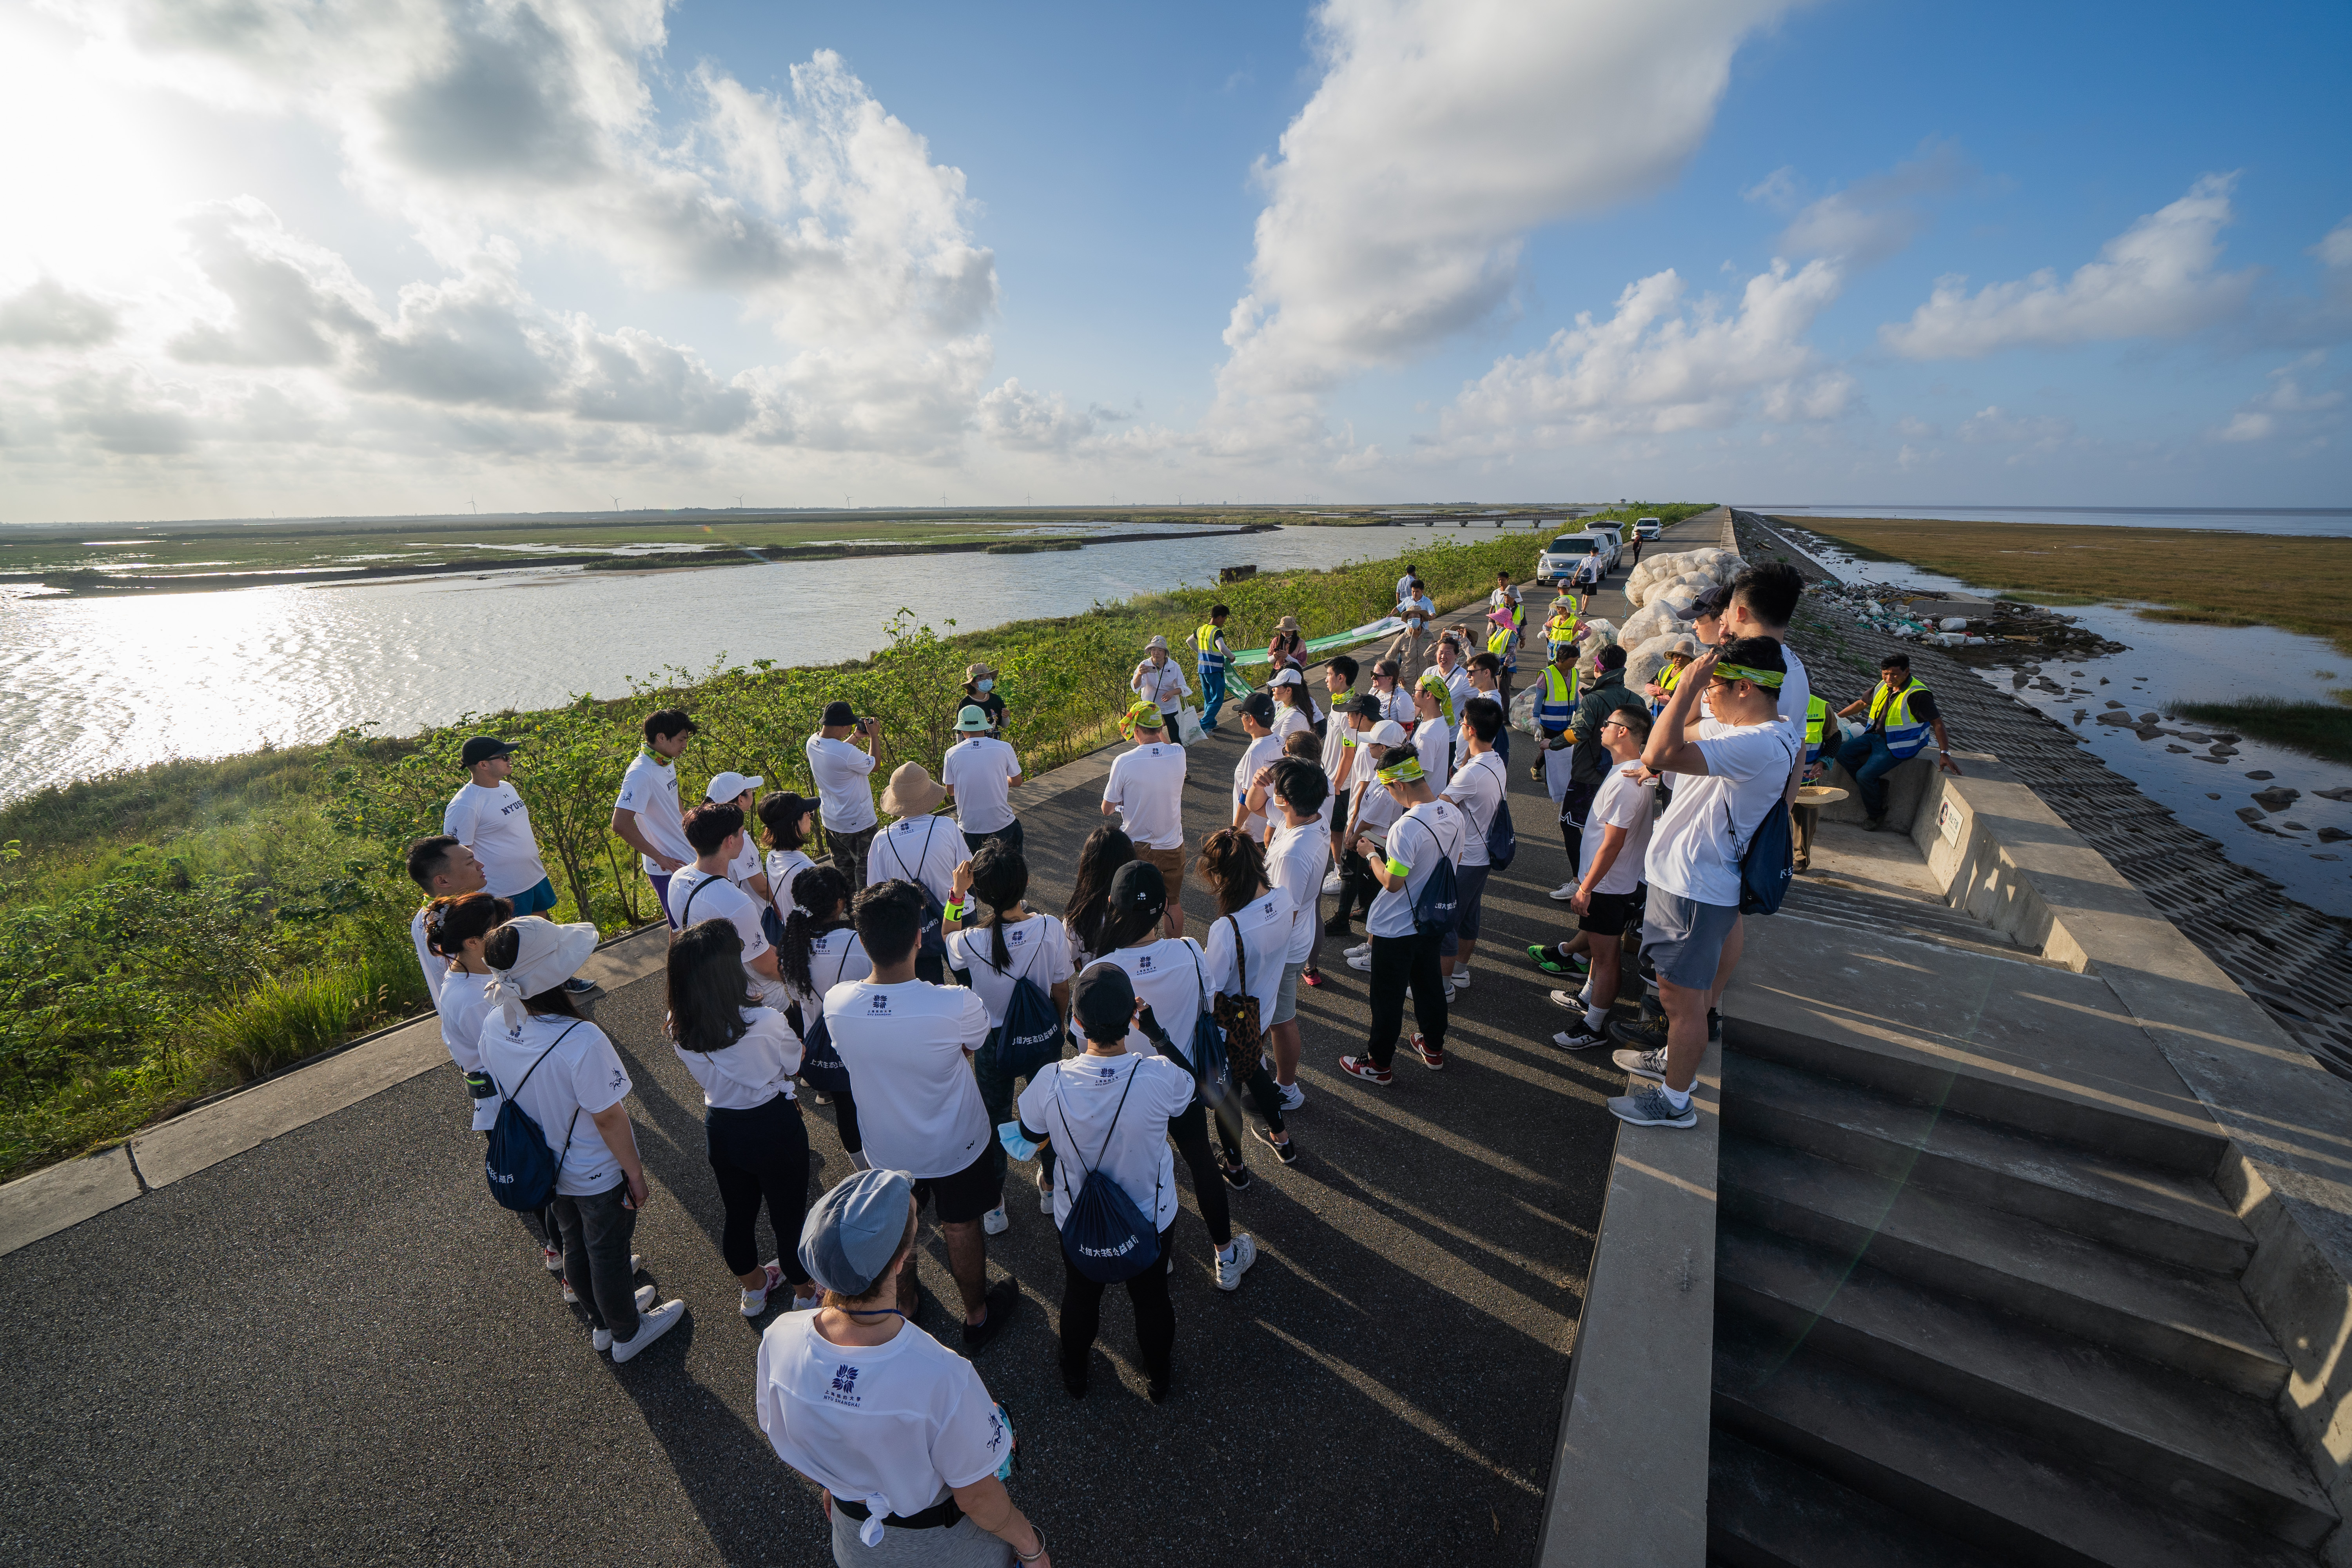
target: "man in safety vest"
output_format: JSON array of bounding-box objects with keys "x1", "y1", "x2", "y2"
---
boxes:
[
  {"x1": 1834, "y1": 652, "x2": 1960, "y2": 829},
  {"x1": 1542, "y1": 599, "x2": 1580, "y2": 662},
  {"x1": 1192, "y1": 603, "x2": 1232, "y2": 735},
  {"x1": 1531, "y1": 641, "x2": 1581, "y2": 795}
]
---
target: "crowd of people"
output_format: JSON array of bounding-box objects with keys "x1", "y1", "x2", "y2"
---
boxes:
[{"x1": 402, "y1": 540, "x2": 1960, "y2": 1565}]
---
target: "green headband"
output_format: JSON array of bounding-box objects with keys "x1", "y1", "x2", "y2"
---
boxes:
[
  {"x1": 1376, "y1": 757, "x2": 1426, "y2": 786},
  {"x1": 1713, "y1": 662, "x2": 1785, "y2": 690}
]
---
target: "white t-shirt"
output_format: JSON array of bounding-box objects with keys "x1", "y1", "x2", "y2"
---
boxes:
[
  {"x1": 766, "y1": 848, "x2": 818, "y2": 921},
  {"x1": 443, "y1": 781, "x2": 546, "y2": 899},
  {"x1": 1103, "y1": 742, "x2": 1187, "y2": 851},
  {"x1": 756, "y1": 1314, "x2": 1011, "y2": 1539},
  {"x1": 1205, "y1": 891, "x2": 1291, "y2": 1023},
  {"x1": 477, "y1": 1013, "x2": 631, "y2": 1197},
  {"x1": 787, "y1": 926, "x2": 871, "y2": 1015},
  {"x1": 1413, "y1": 717, "x2": 1451, "y2": 788},
  {"x1": 1397, "y1": 572, "x2": 1417, "y2": 601},
  {"x1": 1776, "y1": 644, "x2": 1812, "y2": 774},
  {"x1": 726, "y1": 832, "x2": 765, "y2": 889},
  {"x1": 940, "y1": 736, "x2": 1023, "y2": 835},
  {"x1": 866, "y1": 817, "x2": 963, "y2": 905},
  {"x1": 435, "y1": 970, "x2": 501, "y2": 1131},
  {"x1": 1319, "y1": 714, "x2": 1356, "y2": 788},
  {"x1": 411, "y1": 907, "x2": 445, "y2": 1005},
  {"x1": 1644, "y1": 720, "x2": 1798, "y2": 907},
  {"x1": 805, "y1": 733, "x2": 878, "y2": 835},
  {"x1": 1264, "y1": 817, "x2": 1329, "y2": 965},
  {"x1": 946, "y1": 915, "x2": 1074, "y2": 1028},
  {"x1": 1131, "y1": 659, "x2": 1191, "y2": 713},
  {"x1": 822, "y1": 980, "x2": 991, "y2": 1179},
  {"x1": 1273, "y1": 704, "x2": 1315, "y2": 745},
  {"x1": 1436, "y1": 665, "x2": 1473, "y2": 744},
  {"x1": 1580, "y1": 764, "x2": 1657, "y2": 898},
  {"x1": 613, "y1": 753, "x2": 692, "y2": 873},
  {"x1": 1350, "y1": 760, "x2": 1402, "y2": 840},
  {"x1": 666, "y1": 867, "x2": 773, "y2": 965},
  {"x1": 1443, "y1": 751, "x2": 1508, "y2": 870},
  {"x1": 1091, "y1": 938, "x2": 1209, "y2": 1062},
  {"x1": 673, "y1": 1007, "x2": 802, "y2": 1110},
  {"x1": 1370, "y1": 686, "x2": 1414, "y2": 724},
  {"x1": 1366, "y1": 799, "x2": 1465, "y2": 940},
  {"x1": 1020, "y1": 1053, "x2": 1195, "y2": 1232},
  {"x1": 1232, "y1": 731, "x2": 1285, "y2": 837}
]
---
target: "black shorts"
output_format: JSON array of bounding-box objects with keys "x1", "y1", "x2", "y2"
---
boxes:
[
  {"x1": 912, "y1": 1146, "x2": 1002, "y2": 1225},
  {"x1": 1579, "y1": 887, "x2": 1640, "y2": 937}
]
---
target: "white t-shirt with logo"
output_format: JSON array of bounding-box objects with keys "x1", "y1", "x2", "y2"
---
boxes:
[
  {"x1": 1103, "y1": 742, "x2": 1187, "y2": 851},
  {"x1": 947, "y1": 915, "x2": 1074, "y2": 1028},
  {"x1": 1644, "y1": 719, "x2": 1798, "y2": 907},
  {"x1": 865, "y1": 817, "x2": 963, "y2": 905},
  {"x1": 787, "y1": 927, "x2": 870, "y2": 1016},
  {"x1": 1232, "y1": 731, "x2": 1285, "y2": 837},
  {"x1": 673, "y1": 1007, "x2": 802, "y2": 1111},
  {"x1": 766, "y1": 848, "x2": 818, "y2": 922},
  {"x1": 1020, "y1": 1053, "x2": 1195, "y2": 1232},
  {"x1": 443, "y1": 781, "x2": 546, "y2": 899},
  {"x1": 666, "y1": 867, "x2": 773, "y2": 964},
  {"x1": 1435, "y1": 665, "x2": 1473, "y2": 746},
  {"x1": 1204, "y1": 891, "x2": 1291, "y2": 1024},
  {"x1": 1366, "y1": 799, "x2": 1465, "y2": 940},
  {"x1": 1443, "y1": 751, "x2": 1508, "y2": 870},
  {"x1": 822, "y1": 980, "x2": 991, "y2": 1179},
  {"x1": 435, "y1": 972, "x2": 503, "y2": 1131},
  {"x1": 1090, "y1": 938, "x2": 1209, "y2": 1062},
  {"x1": 1319, "y1": 710, "x2": 1355, "y2": 784},
  {"x1": 1370, "y1": 686, "x2": 1414, "y2": 725},
  {"x1": 412, "y1": 907, "x2": 445, "y2": 1005},
  {"x1": 614, "y1": 753, "x2": 693, "y2": 873},
  {"x1": 1580, "y1": 764, "x2": 1657, "y2": 898},
  {"x1": 1264, "y1": 817, "x2": 1329, "y2": 965},
  {"x1": 805, "y1": 733, "x2": 878, "y2": 835},
  {"x1": 1413, "y1": 717, "x2": 1451, "y2": 789},
  {"x1": 1273, "y1": 705, "x2": 1315, "y2": 746},
  {"x1": 476, "y1": 1013, "x2": 632, "y2": 1197},
  {"x1": 941, "y1": 736, "x2": 1023, "y2": 835},
  {"x1": 756, "y1": 1315, "x2": 1010, "y2": 1540},
  {"x1": 1776, "y1": 644, "x2": 1813, "y2": 766}
]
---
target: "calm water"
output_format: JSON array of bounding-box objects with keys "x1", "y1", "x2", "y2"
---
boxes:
[
  {"x1": 1760, "y1": 504, "x2": 2352, "y2": 538},
  {"x1": 0, "y1": 524, "x2": 1446, "y2": 802}
]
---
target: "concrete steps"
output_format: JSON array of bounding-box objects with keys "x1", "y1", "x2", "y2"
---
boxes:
[
  {"x1": 1781, "y1": 877, "x2": 2067, "y2": 968},
  {"x1": 1708, "y1": 1429, "x2": 2004, "y2": 1568}
]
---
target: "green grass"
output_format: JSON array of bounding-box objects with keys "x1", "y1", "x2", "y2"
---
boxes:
[{"x1": 2165, "y1": 697, "x2": 2352, "y2": 766}]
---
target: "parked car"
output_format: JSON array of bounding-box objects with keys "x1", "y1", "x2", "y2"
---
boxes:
[
  {"x1": 1586, "y1": 523, "x2": 1624, "y2": 570},
  {"x1": 1635, "y1": 516, "x2": 1662, "y2": 540},
  {"x1": 1538, "y1": 532, "x2": 1603, "y2": 586}
]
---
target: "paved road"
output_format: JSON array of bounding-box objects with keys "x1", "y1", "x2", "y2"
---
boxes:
[{"x1": 0, "y1": 537, "x2": 1701, "y2": 1568}]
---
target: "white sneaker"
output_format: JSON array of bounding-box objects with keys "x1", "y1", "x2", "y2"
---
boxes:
[
  {"x1": 740, "y1": 1261, "x2": 785, "y2": 1318},
  {"x1": 1276, "y1": 1080, "x2": 1305, "y2": 1112},
  {"x1": 1548, "y1": 881, "x2": 1579, "y2": 901},
  {"x1": 790, "y1": 1292, "x2": 823, "y2": 1312},
  {"x1": 1036, "y1": 1167, "x2": 1056, "y2": 1214},
  {"x1": 1321, "y1": 871, "x2": 1345, "y2": 895},
  {"x1": 1213, "y1": 1233, "x2": 1258, "y2": 1292},
  {"x1": 592, "y1": 1285, "x2": 662, "y2": 1348},
  {"x1": 1346, "y1": 951, "x2": 1374, "y2": 972},
  {"x1": 1451, "y1": 967, "x2": 1473, "y2": 989},
  {"x1": 982, "y1": 1203, "x2": 1009, "y2": 1237},
  {"x1": 542, "y1": 1245, "x2": 563, "y2": 1273},
  {"x1": 610, "y1": 1298, "x2": 687, "y2": 1363},
  {"x1": 1345, "y1": 942, "x2": 1371, "y2": 960}
]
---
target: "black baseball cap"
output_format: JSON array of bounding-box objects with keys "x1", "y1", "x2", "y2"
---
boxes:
[
  {"x1": 1343, "y1": 693, "x2": 1382, "y2": 720},
  {"x1": 821, "y1": 700, "x2": 858, "y2": 727},
  {"x1": 1691, "y1": 584, "x2": 1735, "y2": 621},
  {"x1": 1073, "y1": 962, "x2": 1137, "y2": 1043},
  {"x1": 1238, "y1": 691, "x2": 1275, "y2": 726},
  {"x1": 1109, "y1": 858, "x2": 1166, "y2": 918},
  {"x1": 459, "y1": 736, "x2": 519, "y2": 768}
]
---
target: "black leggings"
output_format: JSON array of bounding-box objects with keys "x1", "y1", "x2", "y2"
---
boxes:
[
  {"x1": 705, "y1": 1094, "x2": 815, "y2": 1287},
  {"x1": 1167, "y1": 1102, "x2": 1233, "y2": 1248},
  {"x1": 1061, "y1": 1225, "x2": 1175, "y2": 1388}
]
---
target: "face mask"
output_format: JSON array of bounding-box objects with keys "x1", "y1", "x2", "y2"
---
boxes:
[{"x1": 976, "y1": 679, "x2": 994, "y2": 693}]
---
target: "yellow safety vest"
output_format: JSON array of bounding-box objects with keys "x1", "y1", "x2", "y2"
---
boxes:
[
  {"x1": 1804, "y1": 695, "x2": 1830, "y2": 760},
  {"x1": 1195, "y1": 622, "x2": 1226, "y2": 671},
  {"x1": 1867, "y1": 678, "x2": 1933, "y2": 759}
]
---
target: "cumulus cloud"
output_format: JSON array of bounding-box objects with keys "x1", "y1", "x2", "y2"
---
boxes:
[
  {"x1": 2210, "y1": 352, "x2": 2343, "y2": 443},
  {"x1": 976, "y1": 380, "x2": 1100, "y2": 454},
  {"x1": 1882, "y1": 173, "x2": 2256, "y2": 358},
  {"x1": 1764, "y1": 139, "x2": 1971, "y2": 267},
  {"x1": 1425, "y1": 258, "x2": 1848, "y2": 455},
  {"x1": 0, "y1": 279, "x2": 122, "y2": 348},
  {"x1": 1209, "y1": 0, "x2": 1795, "y2": 449}
]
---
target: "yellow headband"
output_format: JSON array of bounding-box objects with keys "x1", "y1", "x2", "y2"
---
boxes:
[{"x1": 1713, "y1": 662, "x2": 1785, "y2": 690}]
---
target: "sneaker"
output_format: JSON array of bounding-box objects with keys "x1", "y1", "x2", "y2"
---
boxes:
[
  {"x1": 1607, "y1": 1085, "x2": 1697, "y2": 1129},
  {"x1": 1450, "y1": 967, "x2": 1472, "y2": 990},
  {"x1": 1443, "y1": 975, "x2": 1466, "y2": 1001},
  {"x1": 1213, "y1": 1233, "x2": 1259, "y2": 1292},
  {"x1": 961, "y1": 1280, "x2": 1020, "y2": 1352},
  {"x1": 1610, "y1": 1014, "x2": 1670, "y2": 1051},
  {"x1": 1345, "y1": 941, "x2": 1371, "y2": 960},
  {"x1": 1527, "y1": 941, "x2": 1586, "y2": 974},
  {"x1": 1301, "y1": 967, "x2": 1326, "y2": 988},
  {"x1": 1250, "y1": 1124, "x2": 1300, "y2": 1165},
  {"x1": 562, "y1": 976, "x2": 598, "y2": 995},
  {"x1": 1346, "y1": 951, "x2": 1374, "y2": 972},
  {"x1": 1548, "y1": 988, "x2": 1591, "y2": 1011},
  {"x1": 1613, "y1": 1047, "x2": 1668, "y2": 1082},
  {"x1": 1708, "y1": 1008, "x2": 1722, "y2": 1044},
  {"x1": 610, "y1": 1298, "x2": 687, "y2": 1363},
  {"x1": 1322, "y1": 920, "x2": 1354, "y2": 938},
  {"x1": 1338, "y1": 1054, "x2": 1394, "y2": 1086},
  {"x1": 1409, "y1": 1033, "x2": 1445, "y2": 1070},
  {"x1": 1552, "y1": 1025, "x2": 1610, "y2": 1051},
  {"x1": 1548, "y1": 881, "x2": 1579, "y2": 901},
  {"x1": 741, "y1": 1261, "x2": 785, "y2": 1318},
  {"x1": 592, "y1": 1285, "x2": 664, "y2": 1348},
  {"x1": 982, "y1": 1203, "x2": 1009, "y2": 1237},
  {"x1": 1218, "y1": 1154, "x2": 1253, "y2": 1191},
  {"x1": 543, "y1": 1245, "x2": 564, "y2": 1273},
  {"x1": 1321, "y1": 871, "x2": 1345, "y2": 895},
  {"x1": 1863, "y1": 816, "x2": 1888, "y2": 833},
  {"x1": 790, "y1": 1292, "x2": 823, "y2": 1312},
  {"x1": 1036, "y1": 1167, "x2": 1055, "y2": 1215},
  {"x1": 1276, "y1": 1080, "x2": 1305, "y2": 1111}
]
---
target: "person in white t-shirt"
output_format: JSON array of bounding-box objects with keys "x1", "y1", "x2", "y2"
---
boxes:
[
  {"x1": 1017, "y1": 965, "x2": 1199, "y2": 1403},
  {"x1": 940, "y1": 706, "x2": 1027, "y2": 854},
  {"x1": 1365, "y1": 660, "x2": 1414, "y2": 725},
  {"x1": 808, "y1": 700, "x2": 884, "y2": 886},
  {"x1": 610, "y1": 709, "x2": 697, "y2": 924},
  {"x1": 1129, "y1": 635, "x2": 1192, "y2": 743},
  {"x1": 867, "y1": 766, "x2": 964, "y2": 987},
  {"x1": 1395, "y1": 563, "x2": 1419, "y2": 604},
  {"x1": 1228, "y1": 693, "x2": 1285, "y2": 842},
  {"x1": 443, "y1": 735, "x2": 554, "y2": 914},
  {"x1": 1550, "y1": 706, "x2": 1658, "y2": 1053},
  {"x1": 1240, "y1": 756, "x2": 1330, "y2": 1104},
  {"x1": 1089, "y1": 861, "x2": 1256, "y2": 1292},
  {"x1": 405, "y1": 834, "x2": 486, "y2": 1005},
  {"x1": 948, "y1": 839, "x2": 1075, "y2": 1236},
  {"x1": 1607, "y1": 638, "x2": 1797, "y2": 1131},
  {"x1": 666, "y1": 920, "x2": 821, "y2": 1319},
  {"x1": 478, "y1": 917, "x2": 684, "y2": 1362},
  {"x1": 1266, "y1": 667, "x2": 1318, "y2": 744},
  {"x1": 758, "y1": 791, "x2": 821, "y2": 926},
  {"x1": 1411, "y1": 671, "x2": 1454, "y2": 787},
  {"x1": 666, "y1": 804, "x2": 790, "y2": 1008},
  {"x1": 695, "y1": 769, "x2": 773, "y2": 904},
  {"x1": 1333, "y1": 715, "x2": 1409, "y2": 960},
  {"x1": 1196, "y1": 829, "x2": 1298, "y2": 1169},
  {"x1": 422, "y1": 891, "x2": 512, "y2": 1129},
  {"x1": 1100, "y1": 702, "x2": 1189, "y2": 937},
  {"x1": 1338, "y1": 755, "x2": 1465, "y2": 1085},
  {"x1": 824, "y1": 882, "x2": 1016, "y2": 1351},
  {"x1": 1438, "y1": 696, "x2": 1509, "y2": 996},
  {"x1": 777, "y1": 864, "x2": 874, "y2": 1167},
  {"x1": 757, "y1": 1169, "x2": 1049, "y2": 1564}
]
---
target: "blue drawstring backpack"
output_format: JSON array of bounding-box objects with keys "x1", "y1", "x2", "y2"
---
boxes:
[
  {"x1": 1400, "y1": 815, "x2": 1461, "y2": 936},
  {"x1": 483, "y1": 1021, "x2": 583, "y2": 1212},
  {"x1": 1733, "y1": 797, "x2": 1796, "y2": 915},
  {"x1": 1185, "y1": 948, "x2": 1231, "y2": 1107},
  {"x1": 1475, "y1": 755, "x2": 1517, "y2": 869},
  {"x1": 1054, "y1": 1067, "x2": 1161, "y2": 1283},
  {"x1": 793, "y1": 931, "x2": 864, "y2": 1094},
  {"x1": 976, "y1": 931, "x2": 1065, "y2": 1083}
]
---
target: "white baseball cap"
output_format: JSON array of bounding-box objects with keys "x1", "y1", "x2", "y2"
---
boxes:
[
  {"x1": 705, "y1": 771, "x2": 764, "y2": 801},
  {"x1": 1268, "y1": 667, "x2": 1304, "y2": 686},
  {"x1": 1367, "y1": 720, "x2": 1411, "y2": 748}
]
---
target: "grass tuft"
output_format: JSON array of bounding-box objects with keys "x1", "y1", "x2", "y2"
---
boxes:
[{"x1": 2164, "y1": 696, "x2": 2352, "y2": 766}]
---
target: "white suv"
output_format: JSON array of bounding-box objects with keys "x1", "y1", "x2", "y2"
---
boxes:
[
  {"x1": 1635, "y1": 517, "x2": 1662, "y2": 540},
  {"x1": 1537, "y1": 532, "x2": 1601, "y2": 586}
]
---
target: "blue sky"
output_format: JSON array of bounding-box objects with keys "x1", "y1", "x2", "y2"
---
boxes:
[{"x1": 0, "y1": 0, "x2": 2345, "y2": 520}]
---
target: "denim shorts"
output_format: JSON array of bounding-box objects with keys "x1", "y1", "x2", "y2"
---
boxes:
[
  {"x1": 1272, "y1": 958, "x2": 1307, "y2": 1025},
  {"x1": 1439, "y1": 864, "x2": 1493, "y2": 956},
  {"x1": 1641, "y1": 886, "x2": 1740, "y2": 989}
]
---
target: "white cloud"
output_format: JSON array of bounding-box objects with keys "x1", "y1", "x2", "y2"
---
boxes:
[
  {"x1": 1957, "y1": 405, "x2": 2075, "y2": 451},
  {"x1": 1209, "y1": 0, "x2": 1797, "y2": 450},
  {"x1": 0, "y1": 279, "x2": 122, "y2": 348},
  {"x1": 2210, "y1": 352, "x2": 2343, "y2": 443},
  {"x1": 1773, "y1": 139, "x2": 1970, "y2": 267},
  {"x1": 1426, "y1": 258, "x2": 1848, "y2": 455},
  {"x1": 1882, "y1": 173, "x2": 2256, "y2": 358},
  {"x1": 1895, "y1": 414, "x2": 1940, "y2": 439},
  {"x1": 976, "y1": 379, "x2": 1099, "y2": 454}
]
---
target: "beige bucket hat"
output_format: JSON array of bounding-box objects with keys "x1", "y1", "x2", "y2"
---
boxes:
[{"x1": 880, "y1": 762, "x2": 949, "y2": 818}]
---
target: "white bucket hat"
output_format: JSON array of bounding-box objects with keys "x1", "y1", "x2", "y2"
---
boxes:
[{"x1": 483, "y1": 916, "x2": 599, "y2": 1029}]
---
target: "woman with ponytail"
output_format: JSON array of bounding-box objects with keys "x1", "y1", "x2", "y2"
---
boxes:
[
  {"x1": 779, "y1": 864, "x2": 875, "y2": 1167},
  {"x1": 947, "y1": 839, "x2": 1074, "y2": 1232},
  {"x1": 1061, "y1": 824, "x2": 1136, "y2": 967}
]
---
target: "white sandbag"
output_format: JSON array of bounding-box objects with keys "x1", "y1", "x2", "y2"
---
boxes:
[
  {"x1": 1618, "y1": 601, "x2": 1684, "y2": 647},
  {"x1": 1624, "y1": 632, "x2": 1687, "y2": 693},
  {"x1": 1938, "y1": 616, "x2": 1969, "y2": 632},
  {"x1": 1660, "y1": 586, "x2": 1699, "y2": 617},
  {"x1": 1508, "y1": 684, "x2": 1541, "y2": 735}
]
